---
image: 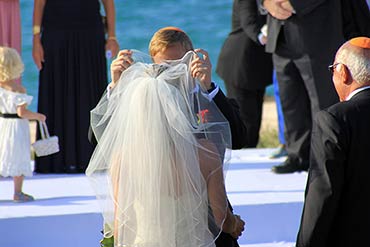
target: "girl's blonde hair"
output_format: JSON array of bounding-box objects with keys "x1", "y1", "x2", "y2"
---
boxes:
[
  {"x1": 0, "y1": 47, "x2": 24, "y2": 82},
  {"x1": 149, "y1": 27, "x2": 194, "y2": 57}
]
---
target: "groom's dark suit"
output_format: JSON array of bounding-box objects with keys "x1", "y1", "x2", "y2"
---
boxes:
[{"x1": 296, "y1": 88, "x2": 370, "y2": 246}]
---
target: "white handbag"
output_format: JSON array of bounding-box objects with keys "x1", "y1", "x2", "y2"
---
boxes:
[{"x1": 32, "y1": 121, "x2": 60, "y2": 157}]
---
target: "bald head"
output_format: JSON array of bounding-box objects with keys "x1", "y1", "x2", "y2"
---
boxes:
[{"x1": 335, "y1": 37, "x2": 370, "y2": 85}]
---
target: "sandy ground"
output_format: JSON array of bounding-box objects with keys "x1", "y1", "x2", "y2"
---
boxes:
[
  {"x1": 29, "y1": 98, "x2": 278, "y2": 143},
  {"x1": 260, "y1": 97, "x2": 278, "y2": 132}
]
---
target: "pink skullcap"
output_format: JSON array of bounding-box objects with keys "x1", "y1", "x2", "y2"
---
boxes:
[{"x1": 349, "y1": 37, "x2": 370, "y2": 49}]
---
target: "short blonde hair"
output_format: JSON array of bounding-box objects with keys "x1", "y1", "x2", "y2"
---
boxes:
[
  {"x1": 149, "y1": 27, "x2": 194, "y2": 57},
  {"x1": 0, "y1": 46, "x2": 24, "y2": 82}
]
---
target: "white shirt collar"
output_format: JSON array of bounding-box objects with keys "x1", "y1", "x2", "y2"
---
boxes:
[{"x1": 345, "y1": 85, "x2": 370, "y2": 101}]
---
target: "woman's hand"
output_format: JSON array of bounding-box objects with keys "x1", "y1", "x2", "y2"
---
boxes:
[
  {"x1": 110, "y1": 49, "x2": 133, "y2": 86},
  {"x1": 32, "y1": 34, "x2": 44, "y2": 70},
  {"x1": 105, "y1": 38, "x2": 120, "y2": 58},
  {"x1": 190, "y1": 48, "x2": 212, "y2": 90}
]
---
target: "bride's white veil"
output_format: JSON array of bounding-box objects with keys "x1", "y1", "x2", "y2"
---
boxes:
[{"x1": 86, "y1": 50, "x2": 232, "y2": 247}]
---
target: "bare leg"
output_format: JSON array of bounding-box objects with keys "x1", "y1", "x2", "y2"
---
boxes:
[
  {"x1": 13, "y1": 176, "x2": 34, "y2": 202},
  {"x1": 13, "y1": 176, "x2": 23, "y2": 194}
]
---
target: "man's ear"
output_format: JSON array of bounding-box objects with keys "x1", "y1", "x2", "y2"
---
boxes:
[{"x1": 337, "y1": 64, "x2": 352, "y2": 85}]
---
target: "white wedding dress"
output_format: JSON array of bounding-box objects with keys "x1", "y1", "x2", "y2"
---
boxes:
[{"x1": 86, "y1": 50, "x2": 231, "y2": 247}]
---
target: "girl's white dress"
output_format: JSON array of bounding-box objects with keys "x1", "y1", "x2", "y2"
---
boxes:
[{"x1": 0, "y1": 87, "x2": 33, "y2": 177}]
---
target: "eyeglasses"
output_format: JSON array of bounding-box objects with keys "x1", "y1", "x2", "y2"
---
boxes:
[{"x1": 328, "y1": 63, "x2": 340, "y2": 74}]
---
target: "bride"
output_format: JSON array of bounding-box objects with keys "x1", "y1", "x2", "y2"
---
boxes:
[{"x1": 87, "y1": 27, "x2": 244, "y2": 247}]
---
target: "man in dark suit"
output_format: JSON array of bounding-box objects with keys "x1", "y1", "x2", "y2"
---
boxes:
[
  {"x1": 259, "y1": 0, "x2": 345, "y2": 173},
  {"x1": 217, "y1": 0, "x2": 273, "y2": 148},
  {"x1": 296, "y1": 37, "x2": 370, "y2": 247}
]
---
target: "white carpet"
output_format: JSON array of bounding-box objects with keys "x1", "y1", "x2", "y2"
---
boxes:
[{"x1": 0, "y1": 148, "x2": 306, "y2": 247}]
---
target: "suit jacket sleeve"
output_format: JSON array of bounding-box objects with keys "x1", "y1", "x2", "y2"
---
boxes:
[
  {"x1": 239, "y1": 0, "x2": 264, "y2": 43},
  {"x1": 213, "y1": 89, "x2": 248, "y2": 149},
  {"x1": 341, "y1": 0, "x2": 370, "y2": 39},
  {"x1": 256, "y1": 0, "x2": 268, "y2": 15},
  {"x1": 256, "y1": 0, "x2": 325, "y2": 16},
  {"x1": 289, "y1": 0, "x2": 326, "y2": 16},
  {"x1": 296, "y1": 110, "x2": 347, "y2": 247}
]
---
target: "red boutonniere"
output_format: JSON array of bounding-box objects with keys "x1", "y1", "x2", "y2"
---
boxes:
[{"x1": 197, "y1": 109, "x2": 209, "y2": 123}]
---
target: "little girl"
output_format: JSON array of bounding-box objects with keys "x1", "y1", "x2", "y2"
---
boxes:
[{"x1": 0, "y1": 46, "x2": 46, "y2": 202}]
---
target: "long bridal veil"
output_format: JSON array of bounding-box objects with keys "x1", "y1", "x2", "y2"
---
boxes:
[{"x1": 86, "y1": 50, "x2": 232, "y2": 247}]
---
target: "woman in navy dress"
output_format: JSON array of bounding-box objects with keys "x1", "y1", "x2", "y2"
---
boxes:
[{"x1": 32, "y1": 0, "x2": 119, "y2": 173}]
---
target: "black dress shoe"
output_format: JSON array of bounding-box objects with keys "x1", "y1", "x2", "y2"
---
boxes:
[{"x1": 271, "y1": 158, "x2": 307, "y2": 174}]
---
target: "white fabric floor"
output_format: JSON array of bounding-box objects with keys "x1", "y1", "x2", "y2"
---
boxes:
[{"x1": 0, "y1": 148, "x2": 307, "y2": 247}]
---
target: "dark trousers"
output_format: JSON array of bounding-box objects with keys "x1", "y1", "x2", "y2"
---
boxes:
[
  {"x1": 216, "y1": 231, "x2": 239, "y2": 247},
  {"x1": 225, "y1": 85, "x2": 265, "y2": 148},
  {"x1": 272, "y1": 53, "x2": 338, "y2": 165}
]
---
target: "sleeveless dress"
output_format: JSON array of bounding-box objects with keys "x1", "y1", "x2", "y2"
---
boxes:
[
  {"x1": 35, "y1": 0, "x2": 107, "y2": 173},
  {"x1": 0, "y1": 87, "x2": 33, "y2": 177}
]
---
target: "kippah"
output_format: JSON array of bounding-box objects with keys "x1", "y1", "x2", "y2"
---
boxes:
[
  {"x1": 349, "y1": 37, "x2": 370, "y2": 49},
  {"x1": 160, "y1": 26, "x2": 184, "y2": 33}
]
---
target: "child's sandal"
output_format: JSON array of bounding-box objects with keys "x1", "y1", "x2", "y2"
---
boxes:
[{"x1": 13, "y1": 192, "x2": 35, "y2": 203}]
